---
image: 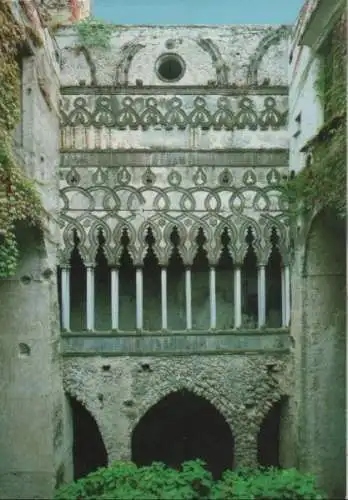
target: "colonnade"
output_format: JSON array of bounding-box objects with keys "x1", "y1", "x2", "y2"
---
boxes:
[{"x1": 60, "y1": 263, "x2": 290, "y2": 331}]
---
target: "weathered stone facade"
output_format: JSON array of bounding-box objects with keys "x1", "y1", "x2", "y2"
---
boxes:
[
  {"x1": 0, "y1": 1, "x2": 345, "y2": 499},
  {"x1": 63, "y1": 354, "x2": 292, "y2": 466}
]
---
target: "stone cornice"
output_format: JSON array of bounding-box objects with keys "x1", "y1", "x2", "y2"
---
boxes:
[
  {"x1": 60, "y1": 148, "x2": 289, "y2": 168},
  {"x1": 60, "y1": 85, "x2": 289, "y2": 96}
]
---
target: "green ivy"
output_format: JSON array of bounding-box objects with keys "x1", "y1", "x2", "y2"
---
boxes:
[
  {"x1": 75, "y1": 16, "x2": 114, "y2": 49},
  {"x1": 0, "y1": 3, "x2": 44, "y2": 278},
  {"x1": 286, "y1": 13, "x2": 346, "y2": 219}
]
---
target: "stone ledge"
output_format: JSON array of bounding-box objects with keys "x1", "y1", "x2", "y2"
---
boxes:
[
  {"x1": 60, "y1": 148, "x2": 289, "y2": 168},
  {"x1": 60, "y1": 85, "x2": 289, "y2": 96},
  {"x1": 61, "y1": 330, "x2": 291, "y2": 356}
]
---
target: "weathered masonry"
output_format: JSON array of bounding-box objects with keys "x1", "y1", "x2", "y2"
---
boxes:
[
  {"x1": 58, "y1": 25, "x2": 291, "y2": 348},
  {"x1": 55, "y1": 23, "x2": 293, "y2": 475},
  {"x1": 0, "y1": 1, "x2": 346, "y2": 498}
]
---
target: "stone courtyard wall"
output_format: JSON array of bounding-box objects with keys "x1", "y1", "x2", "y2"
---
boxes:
[{"x1": 0, "y1": 16, "x2": 73, "y2": 500}]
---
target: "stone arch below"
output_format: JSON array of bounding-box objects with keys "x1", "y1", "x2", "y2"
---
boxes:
[
  {"x1": 63, "y1": 387, "x2": 111, "y2": 469},
  {"x1": 131, "y1": 388, "x2": 235, "y2": 478},
  {"x1": 133, "y1": 379, "x2": 235, "y2": 434},
  {"x1": 67, "y1": 393, "x2": 108, "y2": 480}
]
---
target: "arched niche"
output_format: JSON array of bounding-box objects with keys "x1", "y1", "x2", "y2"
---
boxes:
[
  {"x1": 131, "y1": 389, "x2": 234, "y2": 479},
  {"x1": 68, "y1": 395, "x2": 108, "y2": 480}
]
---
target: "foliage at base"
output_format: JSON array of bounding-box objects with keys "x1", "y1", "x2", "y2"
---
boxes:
[{"x1": 54, "y1": 460, "x2": 327, "y2": 500}]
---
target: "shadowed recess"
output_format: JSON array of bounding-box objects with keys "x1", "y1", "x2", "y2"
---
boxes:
[
  {"x1": 69, "y1": 396, "x2": 108, "y2": 480},
  {"x1": 131, "y1": 389, "x2": 234, "y2": 479},
  {"x1": 257, "y1": 396, "x2": 288, "y2": 467}
]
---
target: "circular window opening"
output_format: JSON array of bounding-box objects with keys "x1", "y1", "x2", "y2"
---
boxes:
[{"x1": 156, "y1": 54, "x2": 185, "y2": 82}]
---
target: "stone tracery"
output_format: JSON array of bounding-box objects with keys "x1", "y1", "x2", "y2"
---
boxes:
[{"x1": 60, "y1": 94, "x2": 287, "y2": 131}]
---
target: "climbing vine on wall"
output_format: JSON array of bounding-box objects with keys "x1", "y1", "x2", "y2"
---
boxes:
[
  {"x1": 0, "y1": 3, "x2": 44, "y2": 277},
  {"x1": 286, "y1": 13, "x2": 346, "y2": 219},
  {"x1": 75, "y1": 16, "x2": 114, "y2": 49}
]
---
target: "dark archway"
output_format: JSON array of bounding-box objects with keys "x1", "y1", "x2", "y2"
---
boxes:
[
  {"x1": 131, "y1": 389, "x2": 234, "y2": 479},
  {"x1": 257, "y1": 396, "x2": 288, "y2": 467},
  {"x1": 69, "y1": 396, "x2": 108, "y2": 480}
]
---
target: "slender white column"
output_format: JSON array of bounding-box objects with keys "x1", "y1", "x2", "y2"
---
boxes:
[
  {"x1": 111, "y1": 267, "x2": 119, "y2": 330},
  {"x1": 136, "y1": 267, "x2": 143, "y2": 330},
  {"x1": 283, "y1": 265, "x2": 291, "y2": 327},
  {"x1": 209, "y1": 266, "x2": 217, "y2": 329},
  {"x1": 185, "y1": 267, "x2": 192, "y2": 330},
  {"x1": 86, "y1": 265, "x2": 95, "y2": 331},
  {"x1": 281, "y1": 267, "x2": 286, "y2": 325},
  {"x1": 234, "y1": 266, "x2": 242, "y2": 328},
  {"x1": 257, "y1": 265, "x2": 266, "y2": 328},
  {"x1": 161, "y1": 267, "x2": 168, "y2": 330},
  {"x1": 61, "y1": 266, "x2": 70, "y2": 331}
]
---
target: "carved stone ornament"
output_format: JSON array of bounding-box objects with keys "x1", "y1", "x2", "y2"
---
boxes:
[{"x1": 61, "y1": 95, "x2": 287, "y2": 131}]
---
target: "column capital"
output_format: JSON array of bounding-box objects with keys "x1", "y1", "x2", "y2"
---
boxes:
[
  {"x1": 85, "y1": 262, "x2": 96, "y2": 269},
  {"x1": 60, "y1": 264, "x2": 71, "y2": 270},
  {"x1": 257, "y1": 263, "x2": 267, "y2": 269}
]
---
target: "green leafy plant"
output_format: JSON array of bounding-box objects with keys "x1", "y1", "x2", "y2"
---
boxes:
[
  {"x1": 54, "y1": 460, "x2": 326, "y2": 500},
  {"x1": 75, "y1": 16, "x2": 114, "y2": 49},
  {"x1": 286, "y1": 13, "x2": 346, "y2": 219},
  {"x1": 0, "y1": 3, "x2": 44, "y2": 278},
  {"x1": 211, "y1": 467, "x2": 327, "y2": 499}
]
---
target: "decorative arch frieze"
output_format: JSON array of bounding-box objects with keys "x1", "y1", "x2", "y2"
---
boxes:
[
  {"x1": 247, "y1": 25, "x2": 291, "y2": 86},
  {"x1": 58, "y1": 210, "x2": 290, "y2": 268}
]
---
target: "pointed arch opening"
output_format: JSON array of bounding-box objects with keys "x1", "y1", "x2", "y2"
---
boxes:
[
  {"x1": 68, "y1": 395, "x2": 108, "y2": 480},
  {"x1": 167, "y1": 227, "x2": 186, "y2": 330},
  {"x1": 95, "y1": 228, "x2": 111, "y2": 331},
  {"x1": 119, "y1": 228, "x2": 136, "y2": 331},
  {"x1": 257, "y1": 396, "x2": 289, "y2": 468},
  {"x1": 242, "y1": 227, "x2": 258, "y2": 328},
  {"x1": 266, "y1": 228, "x2": 282, "y2": 328},
  {"x1": 70, "y1": 230, "x2": 86, "y2": 331},
  {"x1": 143, "y1": 227, "x2": 161, "y2": 331},
  {"x1": 131, "y1": 389, "x2": 234, "y2": 479},
  {"x1": 216, "y1": 227, "x2": 234, "y2": 329},
  {"x1": 191, "y1": 227, "x2": 210, "y2": 330}
]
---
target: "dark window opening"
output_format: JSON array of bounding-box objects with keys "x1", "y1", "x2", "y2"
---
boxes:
[
  {"x1": 95, "y1": 229, "x2": 111, "y2": 331},
  {"x1": 167, "y1": 227, "x2": 186, "y2": 330},
  {"x1": 70, "y1": 230, "x2": 86, "y2": 331},
  {"x1": 192, "y1": 228, "x2": 209, "y2": 330},
  {"x1": 157, "y1": 54, "x2": 185, "y2": 82},
  {"x1": 143, "y1": 227, "x2": 161, "y2": 330},
  {"x1": 119, "y1": 228, "x2": 136, "y2": 331},
  {"x1": 266, "y1": 228, "x2": 282, "y2": 328},
  {"x1": 216, "y1": 228, "x2": 234, "y2": 329},
  {"x1": 242, "y1": 227, "x2": 258, "y2": 328}
]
